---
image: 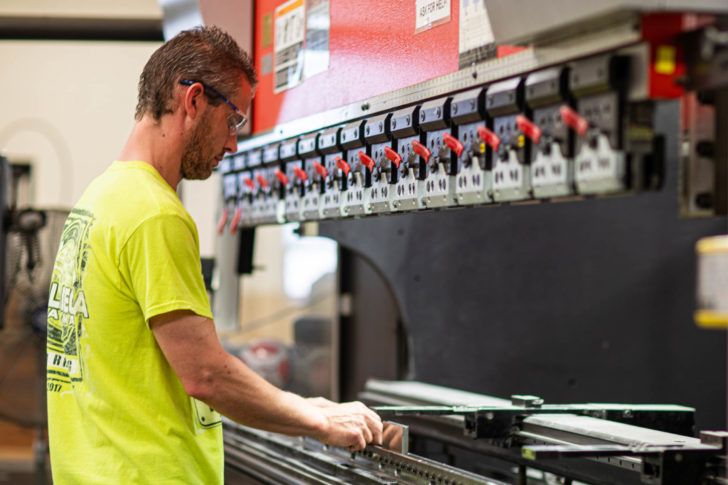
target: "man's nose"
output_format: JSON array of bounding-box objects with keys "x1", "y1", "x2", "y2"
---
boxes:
[{"x1": 223, "y1": 131, "x2": 238, "y2": 154}]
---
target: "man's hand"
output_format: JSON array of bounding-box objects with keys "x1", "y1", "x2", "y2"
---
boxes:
[
  {"x1": 315, "y1": 401, "x2": 383, "y2": 451},
  {"x1": 306, "y1": 397, "x2": 337, "y2": 408}
]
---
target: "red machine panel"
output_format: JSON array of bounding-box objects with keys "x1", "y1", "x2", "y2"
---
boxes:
[{"x1": 253, "y1": 0, "x2": 460, "y2": 134}]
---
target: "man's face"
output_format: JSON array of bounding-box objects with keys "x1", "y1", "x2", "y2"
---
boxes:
[
  {"x1": 180, "y1": 108, "x2": 216, "y2": 180},
  {"x1": 180, "y1": 74, "x2": 252, "y2": 181}
]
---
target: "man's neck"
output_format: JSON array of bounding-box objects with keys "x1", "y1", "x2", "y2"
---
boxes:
[{"x1": 118, "y1": 114, "x2": 183, "y2": 191}]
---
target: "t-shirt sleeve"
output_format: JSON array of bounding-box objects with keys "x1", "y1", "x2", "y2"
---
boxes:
[{"x1": 119, "y1": 213, "x2": 213, "y2": 324}]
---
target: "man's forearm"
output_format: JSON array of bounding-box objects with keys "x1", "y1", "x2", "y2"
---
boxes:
[
  {"x1": 151, "y1": 311, "x2": 381, "y2": 449},
  {"x1": 194, "y1": 349, "x2": 329, "y2": 438}
]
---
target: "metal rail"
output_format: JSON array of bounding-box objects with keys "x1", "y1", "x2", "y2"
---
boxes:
[{"x1": 224, "y1": 421, "x2": 509, "y2": 485}]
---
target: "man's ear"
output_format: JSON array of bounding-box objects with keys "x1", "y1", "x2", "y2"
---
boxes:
[{"x1": 182, "y1": 82, "x2": 206, "y2": 120}]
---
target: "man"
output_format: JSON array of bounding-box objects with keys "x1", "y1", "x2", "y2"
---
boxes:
[{"x1": 47, "y1": 26, "x2": 382, "y2": 485}]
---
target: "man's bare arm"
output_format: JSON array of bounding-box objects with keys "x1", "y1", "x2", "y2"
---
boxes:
[{"x1": 150, "y1": 310, "x2": 382, "y2": 450}]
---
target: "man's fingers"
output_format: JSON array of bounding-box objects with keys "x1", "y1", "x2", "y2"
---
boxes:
[
  {"x1": 321, "y1": 401, "x2": 385, "y2": 450},
  {"x1": 372, "y1": 421, "x2": 383, "y2": 445},
  {"x1": 354, "y1": 403, "x2": 382, "y2": 445},
  {"x1": 363, "y1": 407, "x2": 383, "y2": 444},
  {"x1": 350, "y1": 434, "x2": 366, "y2": 451},
  {"x1": 362, "y1": 420, "x2": 373, "y2": 444}
]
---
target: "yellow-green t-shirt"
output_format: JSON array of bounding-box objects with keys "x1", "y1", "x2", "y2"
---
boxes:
[{"x1": 47, "y1": 161, "x2": 222, "y2": 485}]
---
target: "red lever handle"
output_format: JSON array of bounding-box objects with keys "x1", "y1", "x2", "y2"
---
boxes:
[
  {"x1": 560, "y1": 105, "x2": 589, "y2": 138},
  {"x1": 313, "y1": 161, "x2": 329, "y2": 178},
  {"x1": 293, "y1": 166, "x2": 308, "y2": 182},
  {"x1": 335, "y1": 156, "x2": 351, "y2": 177},
  {"x1": 229, "y1": 206, "x2": 242, "y2": 234},
  {"x1": 243, "y1": 177, "x2": 255, "y2": 190},
  {"x1": 255, "y1": 174, "x2": 269, "y2": 188},
  {"x1": 411, "y1": 140, "x2": 431, "y2": 163},
  {"x1": 275, "y1": 169, "x2": 289, "y2": 186},
  {"x1": 384, "y1": 146, "x2": 402, "y2": 168},
  {"x1": 217, "y1": 207, "x2": 229, "y2": 235},
  {"x1": 516, "y1": 114, "x2": 542, "y2": 144},
  {"x1": 443, "y1": 133, "x2": 465, "y2": 157},
  {"x1": 358, "y1": 151, "x2": 375, "y2": 171},
  {"x1": 477, "y1": 125, "x2": 501, "y2": 152}
]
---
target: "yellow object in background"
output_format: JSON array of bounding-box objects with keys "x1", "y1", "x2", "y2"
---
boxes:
[
  {"x1": 695, "y1": 235, "x2": 728, "y2": 329},
  {"x1": 654, "y1": 45, "x2": 677, "y2": 75}
]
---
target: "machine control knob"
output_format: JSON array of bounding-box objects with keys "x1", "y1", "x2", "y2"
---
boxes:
[
  {"x1": 217, "y1": 207, "x2": 229, "y2": 235},
  {"x1": 516, "y1": 114, "x2": 542, "y2": 144},
  {"x1": 255, "y1": 174, "x2": 269, "y2": 189},
  {"x1": 358, "y1": 151, "x2": 376, "y2": 172},
  {"x1": 443, "y1": 133, "x2": 465, "y2": 157},
  {"x1": 384, "y1": 146, "x2": 402, "y2": 168},
  {"x1": 411, "y1": 140, "x2": 431, "y2": 164},
  {"x1": 229, "y1": 206, "x2": 242, "y2": 234},
  {"x1": 560, "y1": 105, "x2": 589, "y2": 137},
  {"x1": 313, "y1": 161, "x2": 328, "y2": 178},
  {"x1": 293, "y1": 166, "x2": 308, "y2": 182},
  {"x1": 275, "y1": 169, "x2": 289, "y2": 186},
  {"x1": 335, "y1": 156, "x2": 351, "y2": 177},
  {"x1": 477, "y1": 125, "x2": 501, "y2": 152}
]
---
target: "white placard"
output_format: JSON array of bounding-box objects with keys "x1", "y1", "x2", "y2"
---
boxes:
[
  {"x1": 415, "y1": 0, "x2": 451, "y2": 34},
  {"x1": 459, "y1": 0, "x2": 493, "y2": 54},
  {"x1": 274, "y1": 0, "x2": 306, "y2": 93}
]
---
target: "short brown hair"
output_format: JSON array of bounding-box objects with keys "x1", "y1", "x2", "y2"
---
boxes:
[{"x1": 135, "y1": 26, "x2": 257, "y2": 121}]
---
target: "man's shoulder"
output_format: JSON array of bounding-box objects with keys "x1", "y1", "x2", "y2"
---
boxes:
[
  {"x1": 78, "y1": 163, "x2": 194, "y2": 245},
  {"x1": 87, "y1": 163, "x2": 186, "y2": 215}
]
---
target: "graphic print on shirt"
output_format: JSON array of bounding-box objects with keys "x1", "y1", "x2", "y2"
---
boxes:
[
  {"x1": 192, "y1": 397, "x2": 222, "y2": 429},
  {"x1": 47, "y1": 208, "x2": 94, "y2": 394}
]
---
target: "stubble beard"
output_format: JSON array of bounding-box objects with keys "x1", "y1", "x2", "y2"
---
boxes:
[{"x1": 180, "y1": 112, "x2": 216, "y2": 181}]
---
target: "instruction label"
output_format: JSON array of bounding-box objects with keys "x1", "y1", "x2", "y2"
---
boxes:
[
  {"x1": 274, "y1": 0, "x2": 305, "y2": 93},
  {"x1": 415, "y1": 0, "x2": 451, "y2": 34}
]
